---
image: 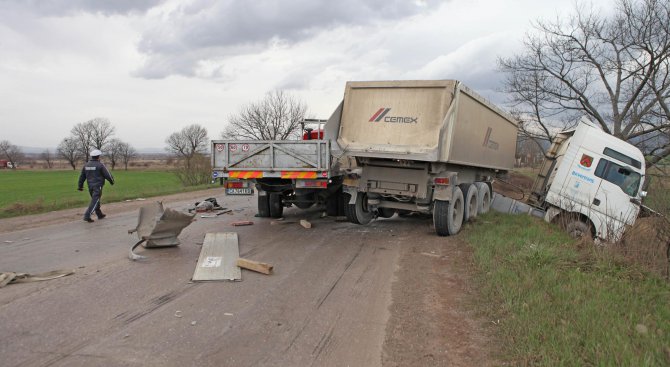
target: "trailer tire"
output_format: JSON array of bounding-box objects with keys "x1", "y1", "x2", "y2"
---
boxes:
[
  {"x1": 459, "y1": 183, "x2": 478, "y2": 222},
  {"x1": 475, "y1": 182, "x2": 491, "y2": 214},
  {"x1": 433, "y1": 187, "x2": 464, "y2": 236},
  {"x1": 257, "y1": 193, "x2": 270, "y2": 217},
  {"x1": 269, "y1": 193, "x2": 284, "y2": 218},
  {"x1": 345, "y1": 192, "x2": 373, "y2": 225}
]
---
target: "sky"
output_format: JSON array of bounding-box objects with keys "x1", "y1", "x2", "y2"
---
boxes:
[{"x1": 0, "y1": 0, "x2": 613, "y2": 151}]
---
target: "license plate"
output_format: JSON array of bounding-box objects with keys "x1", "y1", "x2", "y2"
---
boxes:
[{"x1": 226, "y1": 188, "x2": 253, "y2": 195}]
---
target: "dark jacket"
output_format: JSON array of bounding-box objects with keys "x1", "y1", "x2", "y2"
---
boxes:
[{"x1": 78, "y1": 159, "x2": 114, "y2": 189}]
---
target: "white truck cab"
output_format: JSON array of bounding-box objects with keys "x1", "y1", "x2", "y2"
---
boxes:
[{"x1": 530, "y1": 119, "x2": 646, "y2": 242}]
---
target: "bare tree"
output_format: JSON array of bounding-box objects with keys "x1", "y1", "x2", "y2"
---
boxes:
[
  {"x1": 57, "y1": 137, "x2": 81, "y2": 170},
  {"x1": 106, "y1": 139, "x2": 123, "y2": 170},
  {"x1": 222, "y1": 90, "x2": 308, "y2": 140},
  {"x1": 40, "y1": 149, "x2": 54, "y2": 169},
  {"x1": 166, "y1": 124, "x2": 210, "y2": 185},
  {"x1": 165, "y1": 124, "x2": 209, "y2": 168},
  {"x1": 499, "y1": 0, "x2": 670, "y2": 168},
  {"x1": 0, "y1": 140, "x2": 23, "y2": 169},
  {"x1": 119, "y1": 142, "x2": 138, "y2": 170},
  {"x1": 71, "y1": 117, "x2": 116, "y2": 159}
]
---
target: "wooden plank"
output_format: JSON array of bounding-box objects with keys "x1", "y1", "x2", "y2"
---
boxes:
[
  {"x1": 231, "y1": 221, "x2": 254, "y2": 226},
  {"x1": 236, "y1": 258, "x2": 273, "y2": 275},
  {"x1": 192, "y1": 232, "x2": 241, "y2": 281},
  {"x1": 300, "y1": 219, "x2": 312, "y2": 229}
]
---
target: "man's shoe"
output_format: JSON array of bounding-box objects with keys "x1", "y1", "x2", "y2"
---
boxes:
[
  {"x1": 84, "y1": 218, "x2": 94, "y2": 223},
  {"x1": 97, "y1": 214, "x2": 107, "y2": 219}
]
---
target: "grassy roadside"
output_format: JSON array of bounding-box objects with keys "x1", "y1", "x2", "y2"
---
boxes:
[
  {"x1": 464, "y1": 212, "x2": 670, "y2": 366},
  {"x1": 0, "y1": 170, "x2": 216, "y2": 218}
]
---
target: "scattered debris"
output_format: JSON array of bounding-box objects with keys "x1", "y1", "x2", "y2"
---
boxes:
[
  {"x1": 191, "y1": 321, "x2": 197, "y2": 326},
  {"x1": 224, "y1": 313, "x2": 233, "y2": 316},
  {"x1": 128, "y1": 202, "x2": 195, "y2": 260},
  {"x1": 174, "y1": 311, "x2": 183, "y2": 318},
  {"x1": 195, "y1": 201, "x2": 214, "y2": 212},
  {"x1": 300, "y1": 220, "x2": 312, "y2": 229},
  {"x1": 231, "y1": 221, "x2": 254, "y2": 226},
  {"x1": 124, "y1": 198, "x2": 146, "y2": 202},
  {"x1": 271, "y1": 220, "x2": 296, "y2": 225},
  {"x1": 192, "y1": 232, "x2": 241, "y2": 281},
  {"x1": 0, "y1": 269, "x2": 75, "y2": 288},
  {"x1": 3, "y1": 240, "x2": 13, "y2": 244},
  {"x1": 236, "y1": 258, "x2": 274, "y2": 275},
  {"x1": 200, "y1": 209, "x2": 233, "y2": 218}
]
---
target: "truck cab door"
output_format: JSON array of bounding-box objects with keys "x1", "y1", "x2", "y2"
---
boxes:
[
  {"x1": 591, "y1": 158, "x2": 641, "y2": 238},
  {"x1": 558, "y1": 150, "x2": 600, "y2": 209}
]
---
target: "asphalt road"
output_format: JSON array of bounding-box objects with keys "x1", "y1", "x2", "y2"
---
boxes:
[{"x1": 0, "y1": 192, "x2": 492, "y2": 367}]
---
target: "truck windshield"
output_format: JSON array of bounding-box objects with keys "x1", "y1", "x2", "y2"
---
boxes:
[{"x1": 594, "y1": 159, "x2": 641, "y2": 196}]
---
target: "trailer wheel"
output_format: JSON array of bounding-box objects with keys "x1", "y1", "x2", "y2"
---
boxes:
[
  {"x1": 257, "y1": 193, "x2": 270, "y2": 217},
  {"x1": 269, "y1": 193, "x2": 284, "y2": 218},
  {"x1": 459, "y1": 184, "x2": 478, "y2": 222},
  {"x1": 345, "y1": 192, "x2": 373, "y2": 225},
  {"x1": 475, "y1": 182, "x2": 491, "y2": 214},
  {"x1": 433, "y1": 187, "x2": 464, "y2": 236}
]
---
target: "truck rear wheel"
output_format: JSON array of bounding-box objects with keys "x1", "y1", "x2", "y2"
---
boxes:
[
  {"x1": 345, "y1": 192, "x2": 373, "y2": 225},
  {"x1": 475, "y1": 182, "x2": 491, "y2": 214},
  {"x1": 269, "y1": 193, "x2": 284, "y2": 218},
  {"x1": 433, "y1": 187, "x2": 464, "y2": 236},
  {"x1": 257, "y1": 193, "x2": 270, "y2": 217},
  {"x1": 459, "y1": 183, "x2": 478, "y2": 222}
]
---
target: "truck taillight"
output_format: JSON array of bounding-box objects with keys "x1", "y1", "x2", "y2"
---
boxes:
[
  {"x1": 226, "y1": 181, "x2": 248, "y2": 189},
  {"x1": 434, "y1": 177, "x2": 450, "y2": 185}
]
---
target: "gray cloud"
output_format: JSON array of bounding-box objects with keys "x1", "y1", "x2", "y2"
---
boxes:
[
  {"x1": 0, "y1": 0, "x2": 165, "y2": 16},
  {"x1": 135, "y1": 0, "x2": 446, "y2": 78}
]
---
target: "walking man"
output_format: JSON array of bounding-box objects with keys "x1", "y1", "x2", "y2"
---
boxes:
[{"x1": 78, "y1": 149, "x2": 114, "y2": 223}]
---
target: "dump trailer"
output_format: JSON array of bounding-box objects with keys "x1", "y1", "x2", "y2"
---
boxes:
[
  {"x1": 211, "y1": 130, "x2": 345, "y2": 218},
  {"x1": 333, "y1": 80, "x2": 518, "y2": 236}
]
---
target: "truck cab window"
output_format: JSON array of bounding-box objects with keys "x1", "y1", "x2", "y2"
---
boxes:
[{"x1": 594, "y1": 159, "x2": 640, "y2": 196}]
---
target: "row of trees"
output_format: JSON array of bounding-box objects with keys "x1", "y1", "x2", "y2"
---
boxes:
[{"x1": 57, "y1": 118, "x2": 138, "y2": 170}]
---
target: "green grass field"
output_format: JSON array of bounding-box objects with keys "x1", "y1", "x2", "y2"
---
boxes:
[
  {"x1": 0, "y1": 170, "x2": 215, "y2": 218},
  {"x1": 464, "y1": 213, "x2": 670, "y2": 366}
]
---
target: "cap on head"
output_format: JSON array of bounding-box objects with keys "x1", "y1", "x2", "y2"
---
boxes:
[{"x1": 90, "y1": 149, "x2": 102, "y2": 157}]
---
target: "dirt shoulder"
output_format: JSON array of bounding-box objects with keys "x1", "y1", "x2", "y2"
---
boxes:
[
  {"x1": 382, "y1": 226, "x2": 496, "y2": 367},
  {"x1": 0, "y1": 187, "x2": 223, "y2": 234}
]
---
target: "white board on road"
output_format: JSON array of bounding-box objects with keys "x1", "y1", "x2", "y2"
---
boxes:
[{"x1": 192, "y1": 233, "x2": 241, "y2": 281}]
